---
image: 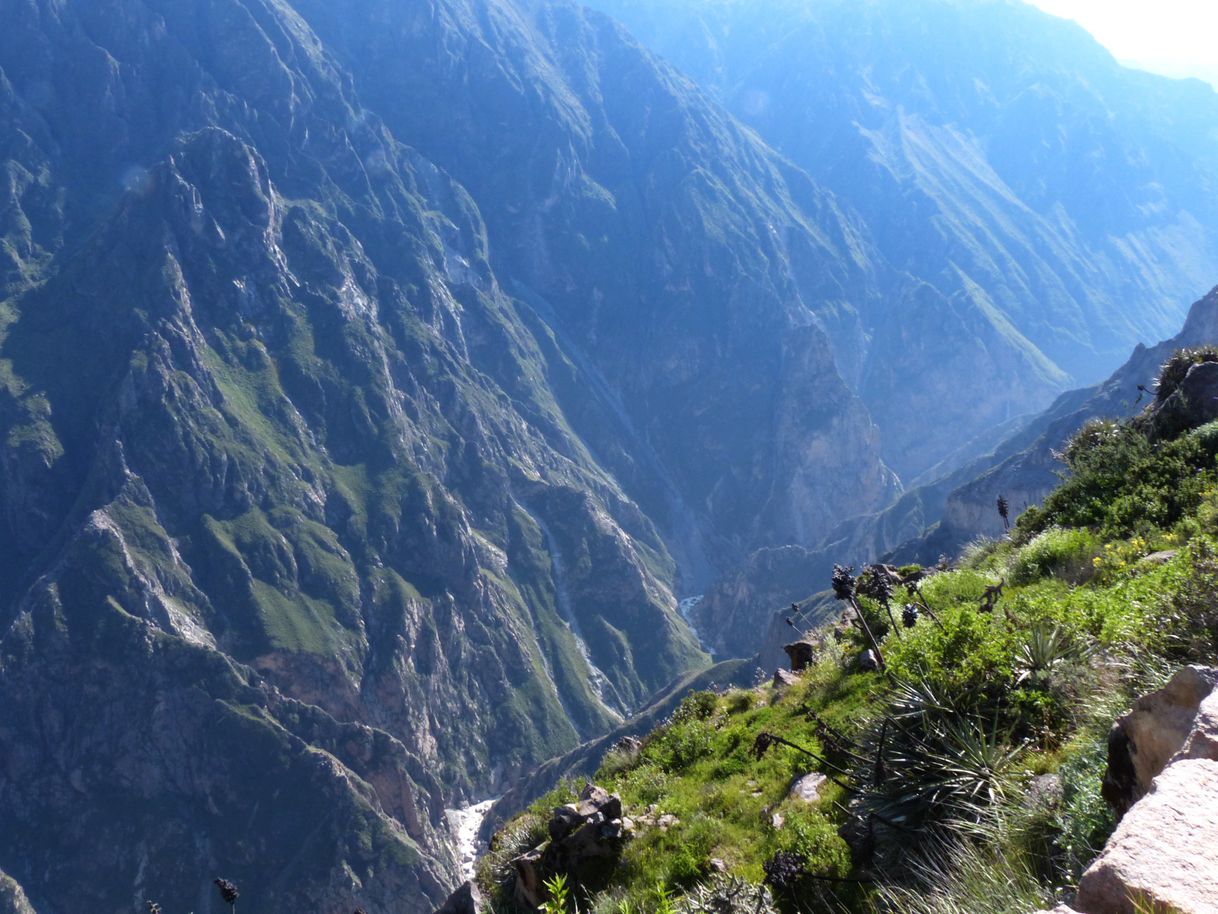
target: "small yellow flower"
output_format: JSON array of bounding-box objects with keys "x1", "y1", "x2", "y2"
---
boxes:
[{"x1": 1092, "y1": 557, "x2": 1103, "y2": 568}]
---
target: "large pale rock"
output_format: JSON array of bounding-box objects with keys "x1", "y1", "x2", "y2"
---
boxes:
[
  {"x1": 1175, "y1": 686, "x2": 1218, "y2": 763},
  {"x1": 1102, "y1": 666, "x2": 1218, "y2": 816},
  {"x1": 1077, "y1": 759, "x2": 1218, "y2": 914},
  {"x1": 789, "y1": 773, "x2": 826, "y2": 803}
]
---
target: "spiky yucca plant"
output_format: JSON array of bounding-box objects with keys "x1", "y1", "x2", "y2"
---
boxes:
[
  {"x1": 1015, "y1": 622, "x2": 1090, "y2": 688},
  {"x1": 865, "y1": 681, "x2": 1023, "y2": 832}
]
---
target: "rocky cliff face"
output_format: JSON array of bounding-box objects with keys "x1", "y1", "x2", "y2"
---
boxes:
[
  {"x1": 585, "y1": 0, "x2": 1218, "y2": 480},
  {"x1": 0, "y1": 0, "x2": 901, "y2": 910}
]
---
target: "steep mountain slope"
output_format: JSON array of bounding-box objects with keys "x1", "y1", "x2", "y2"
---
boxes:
[
  {"x1": 0, "y1": 0, "x2": 901, "y2": 911},
  {"x1": 584, "y1": 0, "x2": 1218, "y2": 478},
  {"x1": 698, "y1": 284, "x2": 1218, "y2": 665},
  {"x1": 288, "y1": 0, "x2": 899, "y2": 567}
]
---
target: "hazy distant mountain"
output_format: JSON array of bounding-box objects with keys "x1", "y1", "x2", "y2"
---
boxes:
[{"x1": 585, "y1": 0, "x2": 1218, "y2": 477}]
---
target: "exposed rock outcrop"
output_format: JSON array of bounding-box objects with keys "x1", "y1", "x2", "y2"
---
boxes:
[
  {"x1": 1078, "y1": 759, "x2": 1218, "y2": 914},
  {"x1": 0, "y1": 874, "x2": 37, "y2": 914},
  {"x1": 511, "y1": 785, "x2": 629, "y2": 910},
  {"x1": 1101, "y1": 666, "x2": 1218, "y2": 817},
  {"x1": 1071, "y1": 667, "x2": 1218, "y2": 914},
  {"x1": 1148, "y1": 361, "x2": 1218, "y2": 441},
  {"x1": 783, "y1": 641, "x2": 817, "y2": 672},
  {"x1": 432, "y1": 882, "x2": 477, "y2": 914}
]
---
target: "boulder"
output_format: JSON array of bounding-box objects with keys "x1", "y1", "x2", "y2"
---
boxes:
[
  {"x1": 788, "y1": 773, "x2": 826, "y2": 803},
  {"x1": 783, "y1": 641, "x2": 817, "y2": 672},
  {"x1": 1175, "y1": 683, "x2": 1218, "y2": 763},
  {"x1": 1138, "y1": 550, "x2": 1178, "y2": 566},
  {"x1": 511, "y1": 784, "x2": 629, "y2": 910},
  {"x1": 857, "y1": 649, "x2": 881, "y2": 673},
  {"x1": 773, "y1": 669, "x2": 800, "y2": 689},
  {"x1": 1149, "y1": 361, "x2": 1218, "y2": 440},
  {"x1": 1077, "y1": 759, "x2": 1218, "y2": 914},
  {"x1": 432, "y1": 882, "x2": 477, "y2": 914},
  {"x1": 1101, "y1": 666, "x2": 1218, "y2": 817}
]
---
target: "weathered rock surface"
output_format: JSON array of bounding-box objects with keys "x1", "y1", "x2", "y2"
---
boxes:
[
  {"x1": 0, "y1": 874, "x2": 37, "y2": 914},
  {"x1": 1071, "y1": 667, "x2": 1218, "y2": 914},
  {"x1": 512, "y1": 785, "x2": 629, "y2": 910},
  {"x1": 1149, "y1": 361, "x2": 1218, "y2": 440},
  {"x1": 1101, "y1": 666, "x2": 1218, "y2": 817},
  {"x1": 773, "y1": 669, "x2": 801, "y2": 689},
  {"x1": 788, "y1": 773, "x2": 826, "y2": 803},
  {"x1": 1078, "y1": 759, "x2": 1218, "y2": 914},
  {"x1": 432, "y1": 882, "x2": 477, "y2": 914}
]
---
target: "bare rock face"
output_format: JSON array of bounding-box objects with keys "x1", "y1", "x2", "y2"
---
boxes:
[
  {"x1": 1101, "y1": 666, "x2": 1218, "y2": 817},
  {"x1": 432, "y1": 882, "x2": 477, "y2": 914},
  {"x1": 0, "y1": 874, "x2": 37, "y2": 914},
  {"x1": 511, "y1": 785, "x2": 628, "y2": 910},
  {"x1": 1074, "y1": 667, "x2": 1218, "y2": 914},
  {"x1": 1149, "y1": 361, "x2": 1218, "y2": 441},
  {"x1": 1077, "y1": 759, "x2": 1218, "y2": 914}
]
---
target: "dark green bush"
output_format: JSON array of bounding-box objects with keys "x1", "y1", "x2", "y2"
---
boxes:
[
  {"x1": 1017, "y1": 419, "x2": 1218, "y2": 542},
  {"x1": 673, "y1": 691, "x2": 718, "y2": 724}
]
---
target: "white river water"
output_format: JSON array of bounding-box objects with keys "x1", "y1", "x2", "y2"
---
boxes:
[{"x1": 445, "y1": 797, "x2": 498, "y2": 881}]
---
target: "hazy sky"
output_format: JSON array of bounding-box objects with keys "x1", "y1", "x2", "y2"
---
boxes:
[{"x1": 1025, "y1": 0, "x2": 1218, "y2": 88}]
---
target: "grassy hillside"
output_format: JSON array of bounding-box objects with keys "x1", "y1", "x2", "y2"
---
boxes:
[{"x1": 480, "y1": 349, "x2": 1218, "y2": 914}]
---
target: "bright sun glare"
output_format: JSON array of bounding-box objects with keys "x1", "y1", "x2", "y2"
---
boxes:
[{"x1": 1024, "y1": 0, "x2": 1218, "y2": 88}]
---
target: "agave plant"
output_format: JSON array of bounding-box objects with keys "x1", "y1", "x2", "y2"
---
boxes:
[
  {"x1": 865, "y1": 681, "x2": 1024, "y2": 833},
  {"x1": 1015, "y1": 622, "x2": 1090, "y2": 688},
  {"x1": 677, "y1": 876, "x2": 777, "y2": 914}
]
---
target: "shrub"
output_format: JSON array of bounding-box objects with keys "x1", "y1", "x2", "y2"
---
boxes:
[
  {"x1": 1018, "y1": 419, "x2": 1218, "y2": 541},
  {"x1": 776, "y1": 807, "x2": 850, "y2": 876},
  {"x1": 676, "y1": 876, "x2": 776, "y2": 914},
  {"x1": 1010, "y1": 528, "x2": 1099, "y2": 585},
  {"x1": 647, "y1": 719, "x2": 715, "y2": 772},
  {"x1": 673, "y1": 691, "x2": 719, "y2": 724},
  {"x1": 1161, "y1": 537, "x2": 1218, "y2": 661},
  {"x1": 1055, "y1": 732, "x2": 1117, "y2": 883}
]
